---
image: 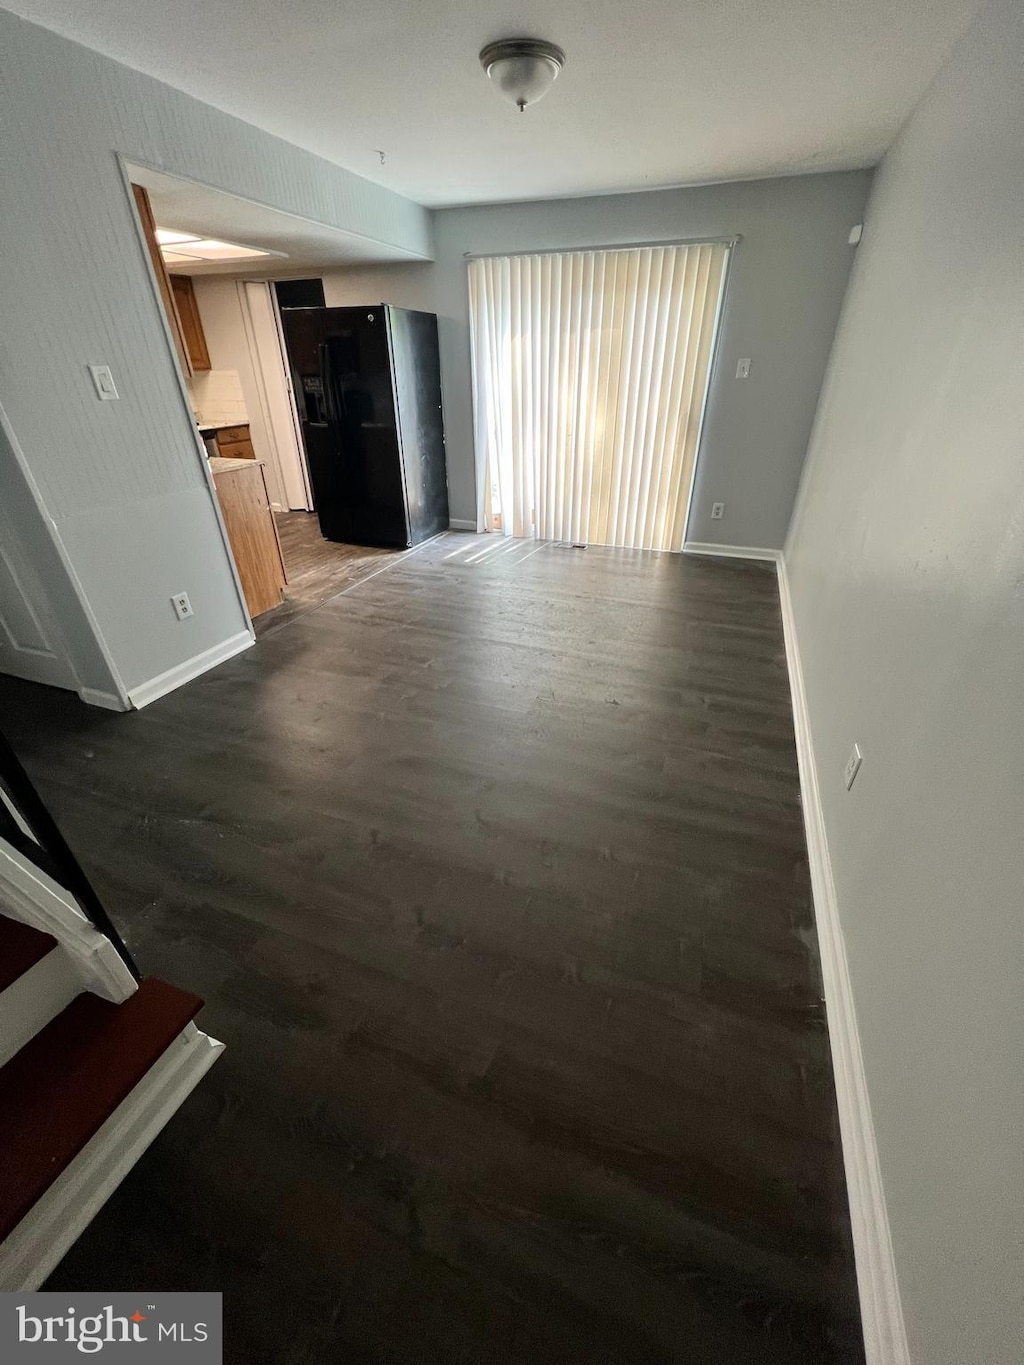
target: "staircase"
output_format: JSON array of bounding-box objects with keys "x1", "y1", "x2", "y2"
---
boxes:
[{"x1": 0, "y1": 734, "x2": 223, "y2": 1290}]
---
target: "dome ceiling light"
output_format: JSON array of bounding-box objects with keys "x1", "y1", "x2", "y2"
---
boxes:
[{"x1": 479, "y1": 38, "x2": 566, "y2": 113}]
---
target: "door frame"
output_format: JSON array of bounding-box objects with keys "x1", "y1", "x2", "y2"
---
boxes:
[
  {"x1": 238, "y1": 281, "x2": 314, "y2": 511},
  {"x1": 117, "y1": 154, "x2": 255, "y2": 636}
]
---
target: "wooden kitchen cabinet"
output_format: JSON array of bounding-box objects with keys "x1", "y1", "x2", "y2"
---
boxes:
[
  {"x1": 170, "y1": 275, "x2": 211, "y2": 372},
  {"x1": 211, "y1": 424, "x2": 256, "y2": 460},
  {"x1": 132, "y1": 183, "x2": 192, "y2": 377},
  {"x1": 210, "y1": 459, "x2": 286, "y2": 618}
]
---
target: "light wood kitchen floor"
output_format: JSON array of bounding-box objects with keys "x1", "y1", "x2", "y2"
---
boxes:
[{"x1": 254, "y1": 511, "x2": 408, "y2": 637}]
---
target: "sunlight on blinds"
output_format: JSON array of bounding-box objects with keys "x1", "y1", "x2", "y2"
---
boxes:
[{"x1": 469, "y1": 244, "x2": 729, "y2": 551}]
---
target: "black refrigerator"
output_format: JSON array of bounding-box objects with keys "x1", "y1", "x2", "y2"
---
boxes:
[{"x1": 281, "y1": 305, "x2": 449, "y2": 548}]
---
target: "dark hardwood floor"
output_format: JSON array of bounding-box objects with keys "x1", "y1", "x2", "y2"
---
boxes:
[
  {"x1": 0, "y1": 534, "x2": 863, "y2": 1364},
  {"x1": 255, "y1": 511, "x2": 408, "y2": 637}
]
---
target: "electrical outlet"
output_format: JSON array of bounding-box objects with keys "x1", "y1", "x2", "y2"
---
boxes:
[
  {"x1": 711, "y1": 501, "x2": 725, "y2": 520},
  {"x1": 735, "y1": 358, "x2": 751, "y2": 379},
  {"x1": 171, "y1": 592, "x2": 194, "y2": 622},
  {"x1": 844, "y1": 743, "x2": 863, "y2": 791}
]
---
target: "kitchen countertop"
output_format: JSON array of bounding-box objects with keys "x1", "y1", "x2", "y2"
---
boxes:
[
  {"x1": 199, "y1": 424, "x2": 248, "y2": 437},
  {"x1": 209, "y1": 457, "x2": 263, "y2": 475}
]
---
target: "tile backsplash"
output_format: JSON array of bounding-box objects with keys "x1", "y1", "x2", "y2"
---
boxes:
[{"x1": 187, "y1": 369, "x2": 249, "y2": 427}]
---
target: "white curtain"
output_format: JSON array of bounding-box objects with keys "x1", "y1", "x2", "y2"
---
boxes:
[{"x1": 468, "y1": 243, "x2": 729, "y2": 551}]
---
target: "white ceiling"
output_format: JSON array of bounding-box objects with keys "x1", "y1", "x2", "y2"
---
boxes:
[
  {"x1": 128, "y1": 166, "x2": 417, "y2": 274},
  {"x1": 9, "y1": 0, "x2": 980, "y2": 207}
]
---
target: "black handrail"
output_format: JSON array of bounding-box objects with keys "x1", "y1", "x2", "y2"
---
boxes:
[{"x1": 0, "y1": 729, "x2": 140, "y2": 982}]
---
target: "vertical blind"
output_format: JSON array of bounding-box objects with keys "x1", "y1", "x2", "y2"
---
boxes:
[{"x1": 468, "y1": 243, "x2": 730, "y2": 551}]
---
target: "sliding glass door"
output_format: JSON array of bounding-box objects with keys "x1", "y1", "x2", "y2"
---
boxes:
[{"x1": 469, "y1": 243, "x2": 729, "y2": 551}]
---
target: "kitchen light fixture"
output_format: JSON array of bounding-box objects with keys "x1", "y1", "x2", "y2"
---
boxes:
[
  {"x1": 155, "y1": 227, "x2": 283, "y2": 264},
  {"x1": 155, "y1": 228, "x2": 199, "y2": 246},
  {"x1": 479, "y1": 38, "x2": 565, "y2": 113}
]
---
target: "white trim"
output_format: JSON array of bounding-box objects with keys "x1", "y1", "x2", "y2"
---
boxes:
[
  {"x1": 776, "y1": 556, "x2": 909, "y2": 1365},
  {"x1": 78, "y1": 687, "x2": 129, "y2": 712},
  {"x1": 682, "y1": 541, "x2": 781, "y2": 562},
  {"x1": 0, "y1": 841, "x2": 136, "y2": 1003},
  {"x1": 0, "y1": 947, "x2": 81, "y2": 1069},
  {"x1": 118, "y1": 156, "x2": 254, "y2": 635},
  {"x1": 448, "y1": 519, "x2": 479, "y2": 532},
  {"x1": 0, "y1": 1025, "x2": 225, "y2": 1291},
  {"x1": 128, "y1": 629, "x2": 254, "y2": 709}
]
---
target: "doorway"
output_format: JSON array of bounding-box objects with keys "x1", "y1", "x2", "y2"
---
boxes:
[{"x1": 125, "y1": 165, "x2": 422, "y2": 631}]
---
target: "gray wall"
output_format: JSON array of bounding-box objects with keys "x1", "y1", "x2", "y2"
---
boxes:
[
  {"x1": 324, "y1": 172, "x2": 871, "y2": 543},
  {"x1": 0, "y1": 12, "x2": 431, "y2": 698},
  {"x1": 785, "y1": 0, "x2": 1024, "y2": 1359}
]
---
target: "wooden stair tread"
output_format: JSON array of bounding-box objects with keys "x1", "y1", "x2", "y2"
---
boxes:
[
  {"x1": 0, "y1": 977, "x2": 203, "y2": 1242},
  {"x1": 0, "y1": 914, "x2": 57, "y2": 994}
]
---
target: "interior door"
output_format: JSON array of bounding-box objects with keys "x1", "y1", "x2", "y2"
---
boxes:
[{"x1": 0, "y1": 504, "x2": 78, "y2": 691}]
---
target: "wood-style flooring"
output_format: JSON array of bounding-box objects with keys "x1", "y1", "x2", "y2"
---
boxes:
[
  {"x1": 0, "y1": 534, "x2": 863, "y2": 1364},
  {"x1": 255, "y1": 511, "x2": 408, "y2": 637}
]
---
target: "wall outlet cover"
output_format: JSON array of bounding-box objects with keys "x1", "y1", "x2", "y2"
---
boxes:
[
  {"x1": 711, "y1": 502, "x2": 725, "y2": 520},
  {"x1": 171, "y1": 592, "x2": 194, "y2": 622}
]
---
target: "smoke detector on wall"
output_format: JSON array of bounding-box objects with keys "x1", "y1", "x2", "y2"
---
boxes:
[{"x1": 479, "y1": 39, "x2": 565, "y2": 113}]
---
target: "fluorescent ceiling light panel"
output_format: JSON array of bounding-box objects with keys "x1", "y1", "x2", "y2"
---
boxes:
[
  {"x1": 155, "y1": 228, "x2": 199, "y2": 245},
  {"x1": 180, "y1": 239, "x2": 273, "y2": 260},
  {"x1": 155, "y1": 225, "x2": 284, "y2": 263}
]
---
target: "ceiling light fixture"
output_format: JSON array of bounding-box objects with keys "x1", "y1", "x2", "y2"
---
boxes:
[
  {"x1": 155, "y1": 228, "x2": 200, "y2": 245},
  {"x1": 479, "y1": 38, "x2": 565, "y2": 113},
  {"x1": 155, "y1": 226, "x2": 283, "y2": 264}
]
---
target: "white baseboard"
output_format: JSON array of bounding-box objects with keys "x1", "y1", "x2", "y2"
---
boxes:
[
  {"x1": 77, "y1": 687, "x2": 129, "y2": 712},
  {"x1": 448, "y1": 519, "x2": 479, "y2": 532},
  {"x1": 682, "y1": 541, "x2": 781, "y2": 562},
  {"x1": 127, "y1": 630, "x2": 254, "y2": 710},
  {"x1": 776, "y1": 557, "x2": 909, "y2": 1365},
  {"x1": 0, "y1": 840, "x2": 136, "y2": 1003},
  {"x1": 0, "y1": 1024, "x2": 224, "y2": 1291}
]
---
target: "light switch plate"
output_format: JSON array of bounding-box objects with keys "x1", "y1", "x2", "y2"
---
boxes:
[
  {"x1": 735, "y1": 358, "x2": 751, "y2": 379},
  {"x1": 848, "y1": 224, "x2": 863, "y2": 245},
  {"x1": 88, "y1": 365, "x2": 119, "y2": 401}
]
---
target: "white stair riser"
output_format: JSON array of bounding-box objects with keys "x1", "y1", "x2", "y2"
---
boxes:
[
  {"x1": 0, "y1": 948, "x2": 82, "y2": 1069},
  {"x1": 0, "y1": 1024, "x2": 224, "y2": 1291}
]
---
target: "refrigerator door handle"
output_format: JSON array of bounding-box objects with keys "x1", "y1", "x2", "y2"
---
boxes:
[
  {"x1": 317, "y1": 343, "x2": 337, "y2": 425},
  {"x1": 319, "y1": 339, "x2": 351, "y2": 427}
]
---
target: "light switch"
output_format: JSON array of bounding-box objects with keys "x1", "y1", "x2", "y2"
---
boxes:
[
  {"x1": 735, "y1": 358, "x2": 751, "y2": 379},
  {"x1": 848, "y1": 224, "x2": 863, "y2": 245},
  {"x1": 88, "y1": 365, "x2": 119, "y2": 401}
]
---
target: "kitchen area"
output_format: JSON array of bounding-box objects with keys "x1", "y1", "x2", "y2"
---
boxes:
[
  {"x1": 128, "y1": 171, "x2": 450, "y2": 634},
  {"x1": 133, "y1": 181, "x2": 292, "y2": 623}
]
